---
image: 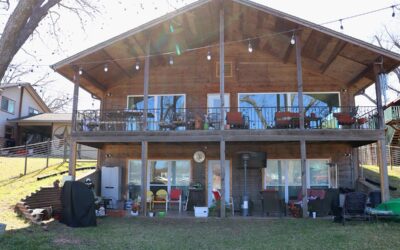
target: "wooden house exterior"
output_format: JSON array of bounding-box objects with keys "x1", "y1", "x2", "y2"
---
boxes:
[{"x1": 52, "y1": 0, "x2": 400, "y2": 217}]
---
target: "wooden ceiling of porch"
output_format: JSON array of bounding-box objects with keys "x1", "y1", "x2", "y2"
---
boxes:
[{"x1": 54, "y1": 0, "x2": 400, "y2": 99}]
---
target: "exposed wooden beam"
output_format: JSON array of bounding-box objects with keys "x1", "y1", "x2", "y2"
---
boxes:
[
  {"x1": 295, "y1": 33, "x2": 305, "y2": 130},
  {"x1": 346, "y1": 64, "x2": 373, "y2": 88},
  {"x1": 140, "y1": 140, "x2": 148, "y2": 216},
  {"x1": 320, "y1": 41, "x2": 347, "y2": 73},
  {"x1": 72, "y1": 65, "x2": 107, "y2": 92},
  {"x1": 300, "y1": 139, "x2": 308, "y2": 218}
]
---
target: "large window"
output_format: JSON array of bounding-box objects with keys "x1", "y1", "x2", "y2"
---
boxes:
[
  {"x1": 238, "y1": 92, "x2": 340, "y2": 129},
  {"x1": 128, "y1": 159, "x2": 191, "y2": 200},
  {"x1": 127, "y1": 94, "x2": 185, "y2": 130},
  {"x1": 264, "y1": 159, "x2": 331, "y2": 202},
  {"x1": 1, "y1": 96, "x2": 15, "y2": 114}
]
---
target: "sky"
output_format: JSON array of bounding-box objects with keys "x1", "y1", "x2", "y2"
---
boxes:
[{"x1": 1, "y1": 0, "x2": 400, "y2": 111}]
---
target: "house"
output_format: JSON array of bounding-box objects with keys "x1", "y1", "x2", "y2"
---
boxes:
[
  {"x1": 0, "y1": 83, "x2": 50, "y2": 148},
  {"x1": 52, "y1": 0, "x2": 400, "y2": 217}
]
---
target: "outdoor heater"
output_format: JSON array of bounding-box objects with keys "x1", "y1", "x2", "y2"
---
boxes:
[{"x1": 238, "y1": 151, "x2": 267, "y2": 216}]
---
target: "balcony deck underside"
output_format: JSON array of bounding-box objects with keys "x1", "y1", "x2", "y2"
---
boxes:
[{"x1": 73, "y1": 129, "x2": 383, "y2": 147}]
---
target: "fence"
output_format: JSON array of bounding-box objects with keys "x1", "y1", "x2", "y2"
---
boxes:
[
  {"x1": 0, "y1": 139, "x2": 97, "y2": 182},
  {"x1": 358, "y1": 144, "x2": 400, "y2": 168}
]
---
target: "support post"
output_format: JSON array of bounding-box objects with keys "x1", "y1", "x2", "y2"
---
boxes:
[
  {"x1": 68, "y1": 72, "x2": 80, "y2": 179},
  {"x1": 140, "y1": 40, "x2": 150, "y2": 216},
  {"x1": 140, "y1": 141, "x2": 148, "y2": 216},
  {"x1": 24, "y1": 143, "x2": 28, "y2": 175},
  {"x1": 46, "y1": 139, "x2": 50, "y2": 168},
  {"x1": 295, "y1": 33, "x2": 305, "y2": 129},
  {"x1": 68, "y1": 139, "x2": 77, "y2": 179},
  {"x1": 375, "y1": 70, "x2": 390, "y2": 202},
  {"x1": 219, "y1": 4, "x2": 226, "y2": 218},
  {"x1": 300, "y1": 139, "x2": 308, "y2": 218}
]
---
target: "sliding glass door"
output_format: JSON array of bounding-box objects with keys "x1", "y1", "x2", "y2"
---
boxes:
[{"x1": 264, "y1": 159, "x2": 331, "y2": 203}]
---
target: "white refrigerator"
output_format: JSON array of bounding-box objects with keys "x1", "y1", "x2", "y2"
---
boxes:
[{"x1": 101, "y1": 166, "x2": 122, "y2": 208}]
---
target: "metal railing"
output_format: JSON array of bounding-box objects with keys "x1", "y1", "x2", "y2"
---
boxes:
[
  {"x1": 0, "y1": 139, "x2": 98, "y2": 182},
  {"x1": 76, "y1": 106, "x2": 378, "y2": 132},
  {"x1": 358, "y1": 144, "x2": 400, "y2": 168},
  {"x1": 384, "y1": 106, "x2": 400, "y2": 123}
]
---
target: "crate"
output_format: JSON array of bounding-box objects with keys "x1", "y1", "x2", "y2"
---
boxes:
[{"x1": 194, "y1": 206, "x2": 208, "y2": 217}]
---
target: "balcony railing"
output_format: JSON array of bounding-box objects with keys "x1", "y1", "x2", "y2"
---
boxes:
[
  {"x1": 75, "y1": 106, "x2": 378, "y2": 133},
  {"x1": 384, "y1": 106, "x2": 400, "y2": 124}
]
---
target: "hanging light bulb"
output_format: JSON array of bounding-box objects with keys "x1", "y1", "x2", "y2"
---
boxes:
[
  {"x1": 339, "y1": 19, "x2": 344, "y2": 30},
  {"x1": 169, "y1": 55, "x2": 174, "y2": 65},
  {"x1": 290, "y1": 33, "x2": 296, "y2": 45},
  {"x1": 78, "y1": 67, "x2": 83, "y2": 75},
  {"x1": 392, "y1": 6, "x2": 396, "y2": 17},
  {"x1": 207, "y1": 50, "x2": 212, "y2": 61},
  {"x1": 248, "y1": 40, "x2": 253, "y2": 53},
  {"x1": 104, "y1": 64, "x2": 108, "y2": 72},
  {"x1": 135, "y1": 61, "x2": 140, "y2": 70}
]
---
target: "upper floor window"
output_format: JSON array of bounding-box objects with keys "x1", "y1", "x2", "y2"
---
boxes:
[
  {"x1": 29, "y1": 107, "x2": 40, "y2": 115},
  {"x1": 1, "y1": 96, "x2": 15, "y2": 114}
]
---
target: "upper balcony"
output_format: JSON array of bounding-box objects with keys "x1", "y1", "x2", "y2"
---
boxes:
[{"x1": 75, "y1": 106, "x2": 378, "y2": 139}]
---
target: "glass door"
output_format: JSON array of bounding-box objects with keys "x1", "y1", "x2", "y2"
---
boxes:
[{"x1": 207, "y1": 160, "x2": 230, "y2": 207}]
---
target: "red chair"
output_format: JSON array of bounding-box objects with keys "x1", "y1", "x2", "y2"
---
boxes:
[
  {"x1": 226, "y1": 111, "x2": 248, "y2": 129},
  {"x1": 212, "y1": 190, "x2": 234, "y2": 216},
  {"x1": 167, "y1": 188, "x2": 182, "y2": 213}
]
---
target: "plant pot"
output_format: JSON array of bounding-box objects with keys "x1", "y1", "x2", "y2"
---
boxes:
[{"x1": 148, "y1": 212, "x2": 154, "y2": 217}]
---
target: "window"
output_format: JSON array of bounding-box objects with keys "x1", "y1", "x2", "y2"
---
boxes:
[
  {"x1": 238, "y1": 92, "x2": 340, "y2": 129},
  {"x1": 264, "y1": 159, "x2": 332, "y2": 202},
  {"x1": 128, "y1": 159, "x2": 191, "y2": 200},
  {"x1": 28, "y1": 107, "x2": 40, "y2": 115},
  {"x1": 1, "y1": 96, "x2": 15, "y2": 113},
  {"x1": 127, "y1": 94, "x2": 186, "y2": 130}
]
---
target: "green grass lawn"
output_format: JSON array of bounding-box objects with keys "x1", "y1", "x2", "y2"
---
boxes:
[
  {"x1": 0, "y1": 157, "x2": 72, "y2": 182},
  {"x1": 1, "y1": 217, "x2": 400, "y2": 250},
  {"x1": 0, "y1": 161, "x2": 96, "y2": 230},
  {"x1": 362, "y1": 165, "x2": 400, "y2": 197}
]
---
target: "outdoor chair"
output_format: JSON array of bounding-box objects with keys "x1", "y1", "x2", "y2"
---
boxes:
[
  {"x1": 153, "y1": 189, "x2": 168, "y2": 212},
  {"x1": 260, "y1": 190, "x2": 286, "y2": 217},
  {"x1": 342, "y1": 192, "x2": 368, "y2": 225},
  {"x1": 212, "y1": 190, "x2": 234, "y2": 216},
  {"x1": 226, "y1": 111, "x2": 249, "y2": 129},
  {"x1": 167, "y1": 188, "x2": 182, "y2": 213}
]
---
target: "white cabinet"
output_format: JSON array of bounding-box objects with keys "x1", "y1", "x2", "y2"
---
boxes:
[{"x1": 101, "y1": 166, "x2": 121, "y2": 207}]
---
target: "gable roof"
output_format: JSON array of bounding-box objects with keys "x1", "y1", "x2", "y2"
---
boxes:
[
  {"x1": 0, "y1": 83, "x2": 51, "y2": 113},
  {"x1": 52, "y1": 0, "x2": 400, "y2": 98},
  {"x1": 8, "y1": 113, "x2": 71, "y2": 124}
]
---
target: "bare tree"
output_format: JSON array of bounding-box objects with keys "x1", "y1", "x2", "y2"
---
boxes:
[{"x1": 0, "y1": 0, "x2": 99, "y2": 85}]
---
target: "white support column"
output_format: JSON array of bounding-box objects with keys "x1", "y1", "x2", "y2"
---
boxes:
[
  {"x1": 375, "y1": 70, "x2": 390, "y2": 202},
  {"x1": 219, "y1": 4, "x2": 226, "y2": 218},
  {"x1": 68, "y1": 72, "x2": 80, "y2": 179}
]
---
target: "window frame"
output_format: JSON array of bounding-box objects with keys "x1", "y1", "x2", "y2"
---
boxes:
[{"x1": 1, "y1": 96, "x2": 16, "y2": 114}]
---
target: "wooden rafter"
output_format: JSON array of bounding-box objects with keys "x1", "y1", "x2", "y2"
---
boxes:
[
  {"x1": 320, "y1": 41, "x2": 347, "y2": 73},
  {"x1": 101, "y1": 49, "x2": 134, "y2": 78}
]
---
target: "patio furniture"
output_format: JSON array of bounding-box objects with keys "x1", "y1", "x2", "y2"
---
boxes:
[
  {"x1": 212, "y1": 190, "x2": 234, "y2": 216},
  {"x1": 226, "y1": 111, "x2": 249, "y2": 129},
  {"x1": 333, "y1": 112, "x2": 356, "y2": 126},
  {"x1": 275, "y1": 111, "x2": 299, "y2": 128},
  {"x1": 186, "y1": 188, "x2": 206, "y2": 211},
  {"x1": 260, "y1": 190, "x2": 286, "y2": 217},
  {"x1": 153, "y1": 189, "x2": 168, "y2": 212},
  {"x1": 308, "y1": 188, "x2": 339, "y2": 217},
  {"x1": 167, "y1": 188, "x2": 182, "y2": 213},
  {"x1": 342, "y1": 192, "x2": 368, "y2": 225}
]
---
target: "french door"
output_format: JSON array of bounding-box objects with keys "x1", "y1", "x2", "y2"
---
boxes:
[{"x1": 207, "y1": 160, "x2": 230, "y2": 207}]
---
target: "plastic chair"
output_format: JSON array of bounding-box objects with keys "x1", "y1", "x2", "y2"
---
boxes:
[
  {"x1": 153, "y1": 189, "x2": 168, "y2": 212},
  {"x1": 212, "y1": 190, "x2": 234, "y2": 216},
  {"x1": 167, "y1": 189, "x2": 182, "y2": 213}
]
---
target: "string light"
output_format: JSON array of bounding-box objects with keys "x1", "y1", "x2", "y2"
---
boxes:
[
  {"x1": 392, "y1": 6, "x2": 396, "y2": 17},
  {"x1": 248, "y1": 40, "x2": 253, "y2": 53},
  {"x1": 290, "y1": 33, "x2": 296, "y2": 45},
  {"x1": 104, "y1": 64, "x2": 108, "y2": 72},
  {"x1": 78, "y1": 67, "x2": 83, "y2": 75},
  {"x1": 207, "y1": 50, "x2": 211, "y2": 61},
  {"x1": 169, "y1": 55, "x2": 174, "y2": 65},
  {"x1": 135, "y1": 61, "x2": 140, "y2": 70},
  {"x1": 339, "y1": 19, "x2": 344, "y2": 30}
]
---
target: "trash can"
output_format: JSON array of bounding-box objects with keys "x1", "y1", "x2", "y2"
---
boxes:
[{"x1": 369, "y1": 190, "x2": 381, "y2": 208}]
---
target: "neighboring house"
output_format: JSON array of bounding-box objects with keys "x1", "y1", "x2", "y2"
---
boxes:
[
  {"x1": 0, "y1": 83, "x2": 50, "y2": 148},
  {"x1": 52, "y1": 0, "x2": 400, "y2": 216}
]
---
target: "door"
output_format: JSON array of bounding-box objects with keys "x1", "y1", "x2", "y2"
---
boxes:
[
  {"x1": 207, "y1": 160, "x2": 230, "y2": 207},
  {"x1": 207, "y1": 94, "x2": 230, "y2": 129}
]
